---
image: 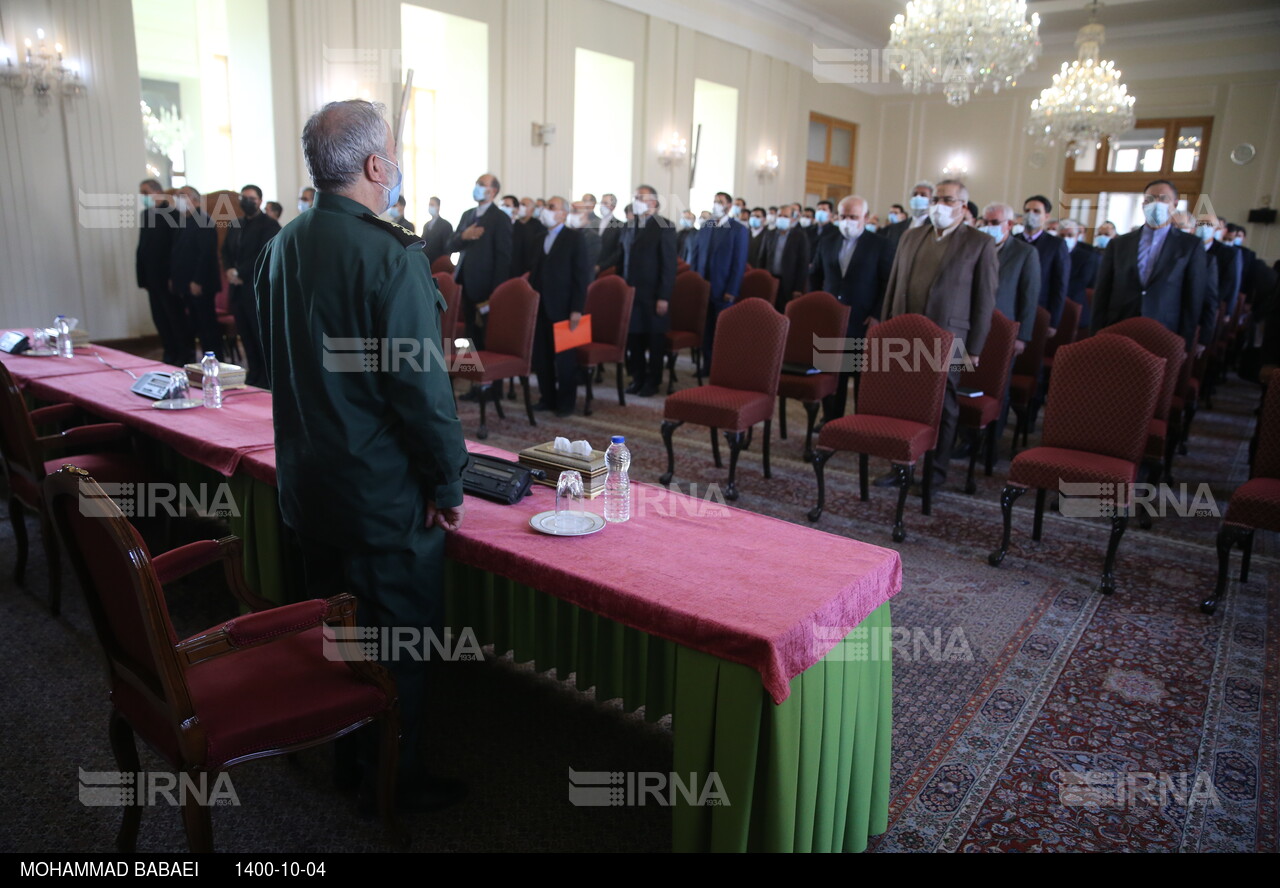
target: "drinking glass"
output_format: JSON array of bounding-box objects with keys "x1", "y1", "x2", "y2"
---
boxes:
[{"x1": 554, "y1": 470, "x2": 589, "y2": 532}]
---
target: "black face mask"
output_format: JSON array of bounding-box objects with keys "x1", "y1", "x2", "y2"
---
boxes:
[{"x1": 240, "y1": 197, "x2": 259, "y2": 215}]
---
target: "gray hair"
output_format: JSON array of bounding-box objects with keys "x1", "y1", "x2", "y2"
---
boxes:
[
  {"x1": 983, "y1": 202, "x2": 1015, "y2": 222},
  {"x1": 913, "y1": 179, "x2": 935, "y2": 194},
  {"x1": 301, "y1": 100, "x2": 389, "y2": 193},
  {"x1": 935, "y1": 179, "x2": 968, "y2": 201},
  {"x1": 1060, "y1": 218, "x2": 1082, "y2": 234}
]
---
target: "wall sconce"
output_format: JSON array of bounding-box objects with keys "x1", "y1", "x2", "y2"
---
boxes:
[
  {"x1": 757, "y1": 149, "x2": 779, "y2": 179},
  {"x1": 3, "y1": 28, "x2": 86, "y2": 105},
  {"x1": 942, "y1": 155, "x2": 969, "y2": 176},
  {"x1": 658, "y1": 131, "x2": 687, "y2": 167}
]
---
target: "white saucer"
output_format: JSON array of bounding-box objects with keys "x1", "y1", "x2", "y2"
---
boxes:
[
  {"x1": 529, "y1": 510, "x2": 606, "y2": 536},
  {"x1": 151, "y1": 398, "x2": 203, "y2": 410},
  {"x1": 23, "y1": 348, "x2": 59, "y2": 357}
]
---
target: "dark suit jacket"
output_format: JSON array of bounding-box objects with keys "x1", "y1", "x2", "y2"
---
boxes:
[
  {"x1": 622, "y1": 214, "x2": 676, "y2": 334},
  {"x1": 1205, "y1": 240, "x2": 1239, "y2": 339},
  {"x1": 170, "y1": 211, "x2": 221, "y2": 298},
  {"x1": 1092, "y1": 226, "x2": 1205, "y2": 348},
  {"x1": 1021, "y1": 231, "x2": 1071, "y2": 327},
  {"x1": 421, "y1": 215, "x2": 454, "y2": 265},
  {"x1": 1066, "y1": 241, "x2": 1101, "y2": 329},
  {"x1": 883, "y1": 223, "x2": 998, "y2": 358},
  {"x1": 395, "y1": 216, "x2": 415, "y2": 235},
  {"x1": 746, "y1": 228, "x2": 769, "y2": 268},
  {"x1": 529, "y1": 226, "x2": 589, "y2": 322},
  {"x1": 221, "y1": 211, "x2": 281, "y2": 293},
  {"x1": 136, "y1": 204, "x2": 180, "y2": 290},
  {"x1": 677, "y1": 226, "x2": 698, "y2": 263},
  {"x1": 879, "y1": 217, "x2": 912, "y2": 249},
  {"x1": 1197, "y1": 247, "x2": 1220, "y2": 347},
  {"x1": 764, "y1": 228, "x2": 811, "y2": 304},
  {"x1": 578, "y1": 223, "x2": 602, "y2": 272},
  {"x1": 994, "y1": 236, "x2": 1041, "y2": 342},
  {"x1": 511, "y1": 218, "x2": 547, "y2": 278},
  {"x1": 1239, "y1": 245, "x2": 1258, "y2": 304},
  {"x1": 598, "y1": 216, "x2": 625, "y2": 271},
  {"x1": 446, "y1": 203, "x2": 512, "y2": 304},
  {"x1": 692, "y1": 219, "x2": 750, "y2": 307},
  {"x1": 810, "y1": 231, "x2": 894, "y2": 335}
]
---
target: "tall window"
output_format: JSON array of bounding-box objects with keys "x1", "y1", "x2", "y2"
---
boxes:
[
  {"x1": 572, "y1": 49, "x2": 635, "y2": 207},
  {"x1": 401, "y1": 4, "x2": 487, "y2": 235},
  {"x1": 805, "y1": 112, "x2": 856, "y2": 205},
  {"x1": 689, "y1": 78, "x2": 738, "y2": 215}
]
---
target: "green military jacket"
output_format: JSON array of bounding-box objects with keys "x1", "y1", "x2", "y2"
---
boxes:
[{"x1": 255, "y1": 191, "x2": 468, "y2": 551}]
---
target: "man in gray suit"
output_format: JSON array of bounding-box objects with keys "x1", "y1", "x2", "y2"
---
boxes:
[
  {"x1": 877, "y1": 179, "x2": 997, "y2": 488},
  {"x1": 978, "y1": 202, "x2": 1040, "y2": 445},
  {"x1": 1093, "y1": 179, "x2": 1205, "y2": 349}
]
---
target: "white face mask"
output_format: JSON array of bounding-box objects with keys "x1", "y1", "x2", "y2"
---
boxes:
[
  {"x1": 908, "y1": 195, "x2": 929, "y2": 214},
  {"x1": 632, "y1": 198, "x2": 649, "y2": 216},
  {"x1": 929, "y1": 203, "x2": 958, "y2": 229},
  {"x1": 765, "y1": 213, "x2": 776, "y2": 226},
  {"x1": 1011, "y1": 223, "x2": 1025, "y2": 236},
  {"x1": 297, "y1": 201, "x2": 310, "y2": 213},
  {"x1": 473, "y1": 183, "x2": 487, "y2": 202},
  {"x1": 1195, "y1": 224, "x2": 1214, "y2": 242},
  {"x1": 565, "y1": 213, "x2": 584, "y2": 229},
  {"x1": 1233, "y1": 236, "x2": 1244, "y2": 247},
  {"x1": 1143, "y1": 201, "x2": 1171, "y2": 227},
  {"x1": 1094, "y1": 234, "x2": 1111, "y2": 249},
  {"x1": 838, "y1": 219, "x2": 863, "y2": 239},
  {"x1": 980, "y1": 224, "x2": 1005, "y2": 244},
  {"x1": 540, "y1": 208, "x2": 558, "y2": 228},
  {"x1": 428, "y1": 205, "x2": 439, "y2": 217},
  {"x1": 775, "y1": 216, "x2": 791, "y2": 231},
  {"x1": 500, "y1": 204, "x2": 516, "y2": 219},
  {"x1": 1024, "y1": 210, "x2": 1044, "y2": 230},
  {"x1": 517, "y1": 205, "x2": 529, "y2": 219},
  {"x1": 712, "y1": 203, "x2": 726, "y2": 219},
  {"x1": 1063, "y1": 236, "x2": 1078, "y2": 252},
  {"x1": 798, "y1": 216, "x2": 813, "y2": 228},
  {"x1": 887, "y1": 212, "x2": 901, "y2": 225}
]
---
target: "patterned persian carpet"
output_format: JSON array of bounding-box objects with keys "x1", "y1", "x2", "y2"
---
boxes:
[{"x1": 1, "y1": 353, "x2": 1274, "y2": 853}]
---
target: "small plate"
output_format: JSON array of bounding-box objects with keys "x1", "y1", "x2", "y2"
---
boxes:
[
  {"x1": 23, "y1": 348, "x2": 59, "y2": 357},
  {"x1": 529, "y1": 510, "x2": 606, "y2": 536},
  {"x1": 151, "y1": 398, "x2": 203, "y2": 410}
]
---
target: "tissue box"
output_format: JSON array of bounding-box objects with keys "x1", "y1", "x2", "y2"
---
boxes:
[
  {"x1": 517, "y1": 440, "x2": 608, "y2": 498},
  {"x1": 185, "y1": 362, "x2": 248, "y2": 390}
]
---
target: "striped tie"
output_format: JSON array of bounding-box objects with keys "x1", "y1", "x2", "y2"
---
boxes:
[{"x1": 1137, "y1": 229, "x2": 1152, "y2": 286}]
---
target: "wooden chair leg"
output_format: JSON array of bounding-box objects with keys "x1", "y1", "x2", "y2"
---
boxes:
[
  {"x1": 378, "y1": 708, "x2": 408, "y2": 847},
  {"x1": 659, "y1": 420, "x2": 682, "y2": 484},
  {"x1": 490, "y1": 383, "x2": 506, "y2": 420},
  {"x1": 40, "y1": 509, "x2": 61, "y2": 616},
  {"x1": 891, "y1": 463, "x2": 912, "y2": 542},
  {"x1": 807, "y1": 450, "x2": 833, "y2": 521},
  {"x1": 922, "y1": 452, "x2": 935, "y2": 516},
  {"x1": 1032, "y1": 488, "x2": 1047, "y2": 541},
  {"x1": 181, "y1": 772, "x2": 214, "y2": 853},
  {"x1": 989, "y1": 484, "x2": 1026, "y2": 566},
  {"x1": 583, "y1": 366, "x2": 595, "y2": 416},
  {"x1": 109, "y1": 711, "x2": 142, "y2": 853},
  {"x1": 477, "y1": 388, "x2": 490, "y2": 440},
  {"x1": 724, "y1": 430, "x2": 744, "y2": 500},
  {"x1": 965, "y1": 428, "x2": 981, "y2": 494},
  {"x1": 1203, "y1": 524, "x2": 1250, "y2": 613},
  {"x1": 1241, "y1": 529, "x2": 1255, "y2": 582},
  {"x1": 778, "y1": 396, "x2": 788, "y2": 440},
  {"x1": 520, "y1": 376, "x2": 535, "y2": 426},
  {"x1": 802, "y1": 402, "x2": 819, "y2": 462},
  {"x1": 859, "y1": 453, "x2": 869, "y2": 501},
  {"x1": 10, "y1": 497, "x2": 28, "y2": 584},
  {"x1": 1100, "y1": 513, "x2": 1128, "y2": 595},
  {"x1": 710, "y1": 427, "x2": 722, "y2": 468},
  {"x1": 762, "y1": 419, "x2": 772, "y2": 479},
  {"x1": 506, "y1": 379, "x2": 517, "y2": 401},
  {"x1": 666, "y1": 349, "x2": 678, "y2": 394},
  {"x1": 693, "y1": 349, "x2": 703, "y2": 386},
  {"x1": 984, "y1": 425, "x2": 997, "y2": 477},
  {"x1": 615, "y1": 363, "x2": 625, "y2": 407}
]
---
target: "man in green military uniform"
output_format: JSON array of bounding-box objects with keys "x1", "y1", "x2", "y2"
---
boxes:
[{"x1": 255, "y1": 99, "x2": 469, "y2": 811}]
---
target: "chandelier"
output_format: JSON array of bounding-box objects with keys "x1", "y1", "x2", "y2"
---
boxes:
[
  {"x1": 886, "y1": 0, "x2": 1041, "y2": 107},
  {"x1": 1027, "y1": 4, "x2": 1136, "y2": 158}
]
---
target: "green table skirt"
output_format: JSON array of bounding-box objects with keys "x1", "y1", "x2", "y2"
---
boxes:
[{"x1": 161, "y1": 462, "x2": 893, "y2": 852}]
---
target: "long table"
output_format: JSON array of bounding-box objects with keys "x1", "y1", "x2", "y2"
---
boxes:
[{"x1": 7, "y1": 342, "x2": 902, "y2": 853}]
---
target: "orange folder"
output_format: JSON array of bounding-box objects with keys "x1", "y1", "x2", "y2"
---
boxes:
[{"x1": 553, "y1": 314, "x2": 592, "y2": 353}]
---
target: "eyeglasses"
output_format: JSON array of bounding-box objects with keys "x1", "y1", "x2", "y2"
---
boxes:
[
  {"x1": 1141, "y1": 193, "x2": 1175, "y2": 205},
  {"x1": 980, "y1": 219, "x2": 1004, "y2": 226},
  {"x1": 930, "y1": 196, "x2": 963, "y2": 206}
]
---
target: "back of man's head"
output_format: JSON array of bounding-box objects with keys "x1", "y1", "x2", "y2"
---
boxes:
[{"x1": 301, "y1": 100, "x2": 388, "y2": 194}]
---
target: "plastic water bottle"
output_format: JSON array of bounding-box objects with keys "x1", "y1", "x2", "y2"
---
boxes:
[
  {"x1": 604, "y1": 435, "x2": 631, "y2": 523},
  {"x1": 55, "y1": 315, "x2": 73, "y2": 358},
  {"x1": 201, "y1": 351, "x2": 222, "y2": 408}
]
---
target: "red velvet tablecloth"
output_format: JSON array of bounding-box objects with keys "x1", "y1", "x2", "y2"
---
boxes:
[{"x1": 3, "y1": 343, "x2": 160, "y2": 383}]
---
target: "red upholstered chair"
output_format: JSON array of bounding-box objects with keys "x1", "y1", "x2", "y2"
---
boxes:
[
  {"x1": 215, "y1": 273, "x2": 241, "y2": 365},
  {"x1": 576, "y1": 276, "x2": 635, "y2": 415},
  {"x1": 1170, "y1": 331, "x2": 1200, "y2": 458},
  {"x1": 1042, "y1": 298, "x2": 1081, "y2": 366},
  {"x1": 988, "y1": 335, "x2": 1166, "y2": 595},
  {"x1": 957, "y1": 311, "x2": 1019, "y2": 494},
  {"x1": 777, "y1": 292, "x2": 849, "y2": 461},
  {"x1": 739, "y1": 268, "x2": 779, "y2": 308},
  {"x1": 1009, "y1": 307, "x2": 1051, "y2": 456},
  {"x1": 1205, "y1": 379, "x2": 1280, "y2": 613},
  {"x1": 0, "y1": 360, "x2": 153, "y2": 615},
  {"x1": 430, "y1": 254, "x2": 454, "y2": 275},
  {"x1": 659, "y1": 300, "x2": 788, "y2": 500},
  {"x1": 433, "y1": 272, "x2": 461, "y2": 366},
  {"x1": 1078, "y1": 287, "x2": 1095, "y2": 338},
  {"x1": 595, "y1": 266, "x2": 618, "y2": 280},
  {"x1": 42, "y1": 466, "x2": 402, "y2": 852},
  {"x1": 664, "y1": 270, "x2": 711, "y2": 394},
  {"x1": 807, "y1": 314, "x2": 954, "y2": 542},
  {"x1": 1097, "y1": 318, "x2": 1186, "y2": 502},
  {"x1": 676, "y1": 259, "x2": 691, "y2": 275},
  {"x1": 449, "y1": 277, "x2": 540, "y2": 439}
]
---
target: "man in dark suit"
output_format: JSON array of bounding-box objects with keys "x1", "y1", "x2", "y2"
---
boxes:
[
  {"x1": 1174, "y1": 211, "x2": 1222, "y2": 354},
  {"x1": 580, "y1": 193, "x2": 602, "y2": 229},
  {"x1": 511, "y1": 196, "x2": 546, "y2": 278},
  {"x1": 765, "y1": 209, "x2": 811, "y2": 311},
  {"x1": 809, "y1": 195, "x2": 894, "y2": 420},
  {"x1": 808, "y1": 199, "x2": 835, "y2": 251},
  {"x1": 879, "y1": 181, "x2": 933, "y2": 249},
  {"x1": 421, "y1": 196, "x2": 453, "y2": 266},
  {"x1": 571, "y1": 200, "x2": 601, "y2": 272},
  {"x1": 136, "y1": 179, "x2": 188, "y2": 366},
  {"x1": 1021, "y1": 194, "x2": 1071, "y2": 337},
  {"x1": 692, "y1": 191, "x2": 750, "y2": 375},
  {"x1": 1227, "y1": 223, "x2": 1256, "y2": 309},
  {"x1": 446, "y1": 173, "x2": 512, "y2": 351},
  {"x1": 597, "y1": 193, "x2": 625, "y2": 273},
  {"x1": 169, "y1": 186, "x2": 223, "y2": 361},
  {"x1": 390, "y1": 194, "x2": 413, "y2": 234},
  {"x1": 879, "y1": 179, "x2": 997, "y2": 487},
  {"x1": 1059, "y1": 218, "x2": 1100, "y2": 330},
  {"x1": 676, "y1": 210, "x2": 699, "y2": 263},
  {"x1": 621, "y1": 185, "x2": 677, "y2": 396},
  {"x1": 1093, "y1": 179, "x2": 1205, "y2": 349},
  {"x1": 221, "y1": 183, "x2": 280, "y2": 387},
  {"x1": 746, "y1": 207, "x2": 769, "y2": 268},
  {"x1": 978, "y1": 203, "x2": 1040, "y2": 444},
  {"x1": 529, "y1": 197, "x2": 590, "y2": 417}
]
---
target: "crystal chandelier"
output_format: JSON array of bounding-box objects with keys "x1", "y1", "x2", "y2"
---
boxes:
[
  {"x1": 1027, "y1": 4, "x2": 1136, "y2": 158},
  {"x1": 886, "y1": 0, "x2": 1041, "y2": 107}
]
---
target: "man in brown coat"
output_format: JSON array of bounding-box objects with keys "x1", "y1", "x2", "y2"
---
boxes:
[{"x1": 877, "y1": 178, "x2": 997, "y2": 488}]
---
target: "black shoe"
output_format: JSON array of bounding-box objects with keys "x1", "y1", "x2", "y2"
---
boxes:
[
  {"x1": 625, "y1": 381, "x2": 643, "y2": 395},
  {"x1": 359, "y1": 775, "x2": 467, "y2": 817},
  {"x1": 459, "y1": 388, "x2": 480, "y2": 403},
  {"x1": 554, "y1": 408, "x2": 574, "y2": 418},
  {"x1": 873, "y1": 471, "x2": 902, "y2": 488},
  {"x1": 951, "y1": 441, "x2": 972, "y2": 460},
  {"x1": 532, "y1": 402, "x2": 554, "y2": 412},
  {"x1": 638, "y1": 385, "x2": 659, "y2": 397}
]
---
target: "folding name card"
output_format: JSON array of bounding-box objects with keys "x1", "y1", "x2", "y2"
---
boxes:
[{"x1": 553, "y1": 314, "x2": 592, "y2": 353}]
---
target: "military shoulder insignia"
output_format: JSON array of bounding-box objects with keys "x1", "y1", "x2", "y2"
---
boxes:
[{"x1": 359, "y1": 213, "x2": 425, "y2": 250}]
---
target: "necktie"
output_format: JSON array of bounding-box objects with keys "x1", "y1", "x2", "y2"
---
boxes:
[
  {"x1": 1137, "y1": 229, "x2": 1152, "y2": 286},
  {"x1": 839, "y1": 236, "x2": 857, "y2": 276}
]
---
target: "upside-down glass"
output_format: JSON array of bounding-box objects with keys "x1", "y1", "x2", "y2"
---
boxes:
[
  {"x1": 554, "y1": 470, "x2": 589, "y2": 532},
  {"x1": 167, "y1": 372, "x2": 191, "y2": 401}
]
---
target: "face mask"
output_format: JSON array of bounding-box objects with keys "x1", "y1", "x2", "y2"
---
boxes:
[
  {"x1": 838, "y1": 219, "x2": 862, "y2": 239},
  {"x1": 517, "y1": 205, "x2": 529, "y2": 219},
  {"x1": 749, "y1": 216, "x2": 762, "y2": 229},
  {"x1": 1143, "y1": 201, "x2": 1171, "y2": 227},
  {"x1": 815, "y1": 209, "x2": 830, "y2": 224},
  {"x1": 1195, "y1": 224, "x2": 1214, "y2": 242},
  {"x1": 240, "y1": 197, "x2": 259, "y2": 215},
  {"x1": 712, "y1": 203, "x2": 726, "y2": 219},
  {"x1": 679, "y1": 217, "x2": 692, "y2": 229},
  {"x1": 632, "y1": 198, "x2": 648, "y2": 216},
  {"x1": 1233, "y1": 236, "x2": 1244, "y2": 247},
  {"x1": 500, "y1": 205, "x2": 515, "y2": 219},
  {"x1": 473, "y1": 184, "x2": 487, "y2": 202},
  {"x1": 141, "y1": 194, "x2": 155, "y2": 210},
  {"x1": 599, "y1": 205, "x2": 611, "y2": 218},
  {"x1": 798, "y1": 216, "x2": 813, "y2": 228},
  {"x1": 297, "y1": 201, "x2": 310, "y2": 213},
  {"x1": 1011, "y1": 223, "x2": 1025, "y2": 236},
  {"x1": 775, "y1": 216, "x2": 791, "y2": 231},
  {"x1": 909, "y1": 195, "x2": 929, "y2": 214},
  {"x1": 373, "y1": 154, "x2": 402, "y2": 212},
  {"x1": 1063, "y1": 236, "x2": 1078, "y2": 252},
  {"x1": 1094, "y1": 234, "x2": 1111, "y2": 249},
  {"x1": 1024, "y1": 211, "x2": 1044, "y2": 230},
  {"x1": 536, "y1": 208, "x2": 554, "y2": 228},
  {"x1": 866, "y1": 223, "x2": 877, "y2": 233},
  {"x1": 929, "y1": 203, "x2": 958, "y2": 229},
  {"x1": 980, "y1": 224, "x2": 1005, "y2": 243},
  {"x1": 428, "y1": 205, "x2": 439, "y2": 218},
  {"x1": 1045, "y1": 229, "x2": 1058, "y2": 237},
  {"x1": 1212, "y1": 229, "x2": 1223, "y2": 242},
  {"x1": 765, "y1": 213, "x2": 776, "y2": 226},
  {"x1": 887, "y1": 212, "x2": 901, "y2": 225},
  {"x1": 389, "y1": 207, "x2": 401, "y2": 219},
  {"x1": 729, "y1": 206, "x2": 742, "y2": 218},
  {"x1": 176, "y1": 196, "x2": 192, "y2": 214},
  {"x1": 567, "y1": 213, "x2": 585, "y2": 229}
]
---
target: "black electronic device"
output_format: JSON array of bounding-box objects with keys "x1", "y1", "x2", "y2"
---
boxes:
[{"x1": 462, "y1": 453, "x2": 542, "y2": 504}]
